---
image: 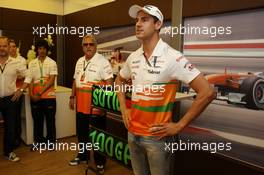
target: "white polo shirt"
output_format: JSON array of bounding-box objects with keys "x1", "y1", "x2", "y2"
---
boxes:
[
  {"x1": 74, "y1": 53, "x2": 113, "y2": 87},
  {"x1": 11, "y1": 55, "x2": 27, "y2": 79},
  {"x1": 119, "y1": 39, "x2": 201, "y2": 136},
  {"x1": 28, "y1": 56, "x2": 58, "y2": 82},
  {"x1": 11, "y1": 55, "x2": 27, "y2": 68},
  {"x1": 0, "y1": 57, "x2": 31, "y2": 97}
]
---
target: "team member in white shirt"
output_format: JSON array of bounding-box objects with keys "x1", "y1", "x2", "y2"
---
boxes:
[
  {"x1": 0, "y1": 36, "x2": 31, "y2": 162},
  {"x1": 8, "y1": 39, "x2": 27, "y2": 148},
  {"x1": 28, "y1": 39, "x2": 58, "y2": 150},
  {"x1": 69, "y1": 35, "x2": 113, "y2": 174}
]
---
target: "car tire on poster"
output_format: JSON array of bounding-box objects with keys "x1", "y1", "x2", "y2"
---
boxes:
[{"x1": 240, "y1": 77, "x2": 264, "y2": 110}]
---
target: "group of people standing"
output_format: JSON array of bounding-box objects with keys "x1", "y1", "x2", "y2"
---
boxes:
[
  {"x1": 0, "y1": 4, "x2": 214, "y2": 175},
  {"x1": 0, "y1": 36, "x2": 57, "y2": 162}
]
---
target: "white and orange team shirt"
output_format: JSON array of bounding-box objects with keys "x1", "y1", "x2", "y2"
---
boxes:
[
  {"x1": 74, "y1": 53, "x2": 113, "y2": 114},
  {"x1": 10, "y1": 55, "x2": 27, "y2": 68},
  {"x1": 28, "y1": 56, "x2": 58, "y2": 99},
  {"x1": 120, "y1": 39, "x2": 201, "y2": 136}
]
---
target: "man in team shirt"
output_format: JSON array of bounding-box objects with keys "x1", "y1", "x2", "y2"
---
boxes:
[
  {"x1": 28, "y1": 39, "x2": 57, "y2": 150},
  {"x1": 69, "y1": 34, "x2": 113, "y2": 175},
  {"x1": 115, "y1": 5, "x2": 215, "y2": 175}
]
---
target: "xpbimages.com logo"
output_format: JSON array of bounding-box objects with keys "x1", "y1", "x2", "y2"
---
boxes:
[
  {"x1": 31, "y1": 140, "x2": 99, "y2": 153},
  {"x1": 165, "y1": 140, "x2": 232, "y2": 154},
  {"x1": 97, "y1": 82, "x2": 166, "y2": 95},
  {"x1": 32, "y1": 24, "x2": 100, "y2": 37},
  {"x1": 164, "y1": 24, "x2": 232, "y2": 38}
]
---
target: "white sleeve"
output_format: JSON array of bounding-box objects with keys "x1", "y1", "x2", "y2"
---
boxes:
[
  {"x1": 17, "y1": 61, "x2": 31, "y2": 83},
  {"x1": 50, "y1": 61, "x2": 58, "y2": 75},
  {"x1": 170, "y1": 55, "x2": 200, "y2": 84},
  {"x1": 73, "y1": 59, "x2": 79, "y2": 80},
  {"x1": 100, "y1": 59, "x2": 113, "y2": 80},
  {"x1": 119, "y1": 56, "x2": 131, "y2": 79},
  {"x1": 20, "y1": 56, "x2": 27, "y2": 68}
]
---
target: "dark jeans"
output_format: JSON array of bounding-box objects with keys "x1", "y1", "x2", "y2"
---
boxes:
[
  {"x1": 0, "y1": 95, "x2": 20, "y2": 155},
  {"x1": 31, "y1": 99, "x2": 56, "y2": 144},
  {"x1": 14, "y1": 95, "x2": 23, "y2": 148},
  {"x1": 76, "y1": 112, "x2": 107, "y2": 166}
]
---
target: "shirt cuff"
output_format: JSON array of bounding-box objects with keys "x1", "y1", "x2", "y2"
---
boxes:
[{"x1": 24, "y1": 77, "x2": 32, "y2": 84}]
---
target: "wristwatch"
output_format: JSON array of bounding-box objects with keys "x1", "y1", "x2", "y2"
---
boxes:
[{"x1": 19, "y1": 88, "x2": 24, "y2": 92}]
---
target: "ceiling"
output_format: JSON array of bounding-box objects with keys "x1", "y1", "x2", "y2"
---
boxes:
[
  {"x1": 0, "y1": 0, "x2": 115, "y2": 15},
  {"x1": 63, "y1": 0, "x2": 115, "y2": 15}
]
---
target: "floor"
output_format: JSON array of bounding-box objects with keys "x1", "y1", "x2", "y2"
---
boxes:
[{"x1": 0, "y1": 125, "x2": 134, "y2": 175}]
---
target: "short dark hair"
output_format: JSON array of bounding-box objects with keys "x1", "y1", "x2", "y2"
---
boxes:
[
  {"x1": 152, "y1": 15, "x2": 161, "y2": 32},
  {"x1": 153, "y1": 16, "x2": 159, "y2": 23},
  {"x1": 8, "y1": 39, "x2": 16, "y2": 45},
  {"x1": 35, "y1": 39, "x2": 50, "y2": 53}
]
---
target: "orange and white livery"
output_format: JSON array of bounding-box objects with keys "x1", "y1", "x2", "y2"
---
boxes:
[
  {"x1": 120, "y1": 39, "x2": 200, "y2": 136},
  {"x1": 74, "y1": 53, "x2": 113, "y2": 114},
  {"x1": 28, "y1": 56, "x2": 57, "y2": 99}
]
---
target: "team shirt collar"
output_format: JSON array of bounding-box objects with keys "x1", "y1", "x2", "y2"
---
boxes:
[
  {"x1": 84, "y1": 53, "x2": 98, "y2": 63},
  {"x1": 138, "y1": 38, "x2": 166, "y2": 57}
]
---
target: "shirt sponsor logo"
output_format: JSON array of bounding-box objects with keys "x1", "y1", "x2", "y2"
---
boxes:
[
  {"x1": 187, "y1": 64, "x2": 194, "y2": 71},
  {"x1": 148, "y1": 69, "x2": 160, "y2": 74},
  {"x1": 131, "y1": 65, "x2": 139, "y2": 69},
  {"x1": 132, "y1": 60, "x2": 141, "y2": 64}
]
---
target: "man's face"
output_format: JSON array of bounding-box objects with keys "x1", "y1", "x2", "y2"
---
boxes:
[
  {"x1": 82, "y1": 37, "x2": 97, "y2": 59},
  {"x1": 37, "y1": 46, "x2": 47, "y2": 58},
  {"x1": 135, "y1": 11, "x2": 161, "y2": 40},
  {"x1": 0, "y1": 38, "x2": 9, "y2": 58},
  {"x1": 9, "y1": 42, "x2": 17, "y2": 57}
]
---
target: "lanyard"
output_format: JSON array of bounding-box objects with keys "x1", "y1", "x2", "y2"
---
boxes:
[
  {"x1": 80, "y1": 60, "x2": 90, "y2": 82},
  {"x1": 0, "y1": 64, "x2": 7, "y2": 73},
  {"x1": 83, "y1": 60, "x2": 90, "y2": 72},
  {"x1": 38, "y1": 60, "x2": 45, "y2": 84},
  {"x1": 38, "y1": 60, "x2": 44, "y2": 78}
]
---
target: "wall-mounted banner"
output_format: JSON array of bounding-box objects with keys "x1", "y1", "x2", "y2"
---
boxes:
[{"x1": 89, "y1": 127, "x2": 131, "y2": 168}]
